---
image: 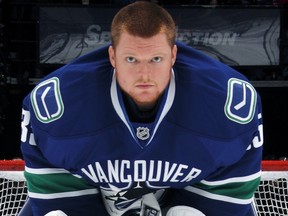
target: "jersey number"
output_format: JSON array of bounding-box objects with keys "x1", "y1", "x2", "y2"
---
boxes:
[{"x1": 21, "y1": 109, "x2": 36, "y2": 145}]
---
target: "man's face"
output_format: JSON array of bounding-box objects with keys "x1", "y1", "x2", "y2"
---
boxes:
[{"x1": 109, "y1": 32, "x2": 177, "y2": 109}]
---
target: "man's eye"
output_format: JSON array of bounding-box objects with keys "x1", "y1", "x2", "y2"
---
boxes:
[
  {"x1": 152, "y1": 57, "x2": 162, "y2": 63},
  {"x1": 126, "y1": 57, "x2": 136, "y2": 63}
]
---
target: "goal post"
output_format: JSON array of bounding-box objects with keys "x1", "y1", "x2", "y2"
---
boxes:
[
  {"x1": 0, "y1": 160, "x2": 287, "y2": 216},
  {"x1": 254, "y1": 160, "x2": 288, "y2": 216},
  {"x1": 0, "y1": 160, "x2": 27, "y2": 216}
]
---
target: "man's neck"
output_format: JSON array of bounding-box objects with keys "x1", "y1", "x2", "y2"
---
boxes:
[{"x1": 122, "y1": 93, "x2": 161, "y2": 123}]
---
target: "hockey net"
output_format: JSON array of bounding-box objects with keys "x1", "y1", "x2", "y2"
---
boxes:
[
  {"x1": 0, "y1": 160, "x2": 27, "y2": 216},
  {"x1": 0, "y1": 160, "x2": 287, "y2": 216},
  {"x1": 254, "y1": 160, "x2": 288, "y2": 216}
]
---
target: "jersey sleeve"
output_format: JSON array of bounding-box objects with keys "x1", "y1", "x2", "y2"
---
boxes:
[
  {"x1": 167, "y1": 95, "x2": 263, "y2": 216},
  {"x1": 21, "y1": 95, "x2": 109, "y2": 216}
]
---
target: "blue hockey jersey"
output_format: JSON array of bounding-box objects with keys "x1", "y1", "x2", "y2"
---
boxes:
[{"x1": 21, "y1": 42, "x2": 263, "y2": 216}]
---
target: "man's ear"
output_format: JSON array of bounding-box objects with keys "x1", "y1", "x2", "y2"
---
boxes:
[
  {"x1": 108, "y1": 45, "x2": 116, "y2": 67},
  {"x1": 172, "y1": 44, "x2": 177, "y2": 66}
]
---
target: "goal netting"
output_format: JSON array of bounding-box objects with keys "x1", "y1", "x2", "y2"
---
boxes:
[
  {"x1": 254, "y1": 160, "x2": 288, "y2": 216},
  {"x1": 0, "y1": 160, "x2": 287, "y2": 216},
  {"x1": 0, "y1": 160, "x2": 27, "y2": 216}
]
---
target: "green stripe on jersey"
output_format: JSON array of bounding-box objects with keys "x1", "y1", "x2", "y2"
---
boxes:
[
  {"x1": 25, "y1": 170, "x2": 95, "y2": 194},
  {"x1": 193, "y1": 176, "x2": 261, "y2": 200}
]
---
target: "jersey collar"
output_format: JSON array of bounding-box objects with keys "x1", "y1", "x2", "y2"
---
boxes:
[{"x1": 110, "y1": 69, "x2": 176, "y2": 148}]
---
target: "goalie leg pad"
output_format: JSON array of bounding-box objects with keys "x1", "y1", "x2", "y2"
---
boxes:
[
  {"x1": 44, "y1": 210, "x2": 68, "y2": 216},
  {"x1": 166, "y1": 206, "x2": 205, "y2": 216}
]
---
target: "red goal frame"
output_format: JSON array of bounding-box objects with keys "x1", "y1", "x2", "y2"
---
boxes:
[
  {"x1": 0, "y1": 159, "x2": 288, "y2": 171},
  {"x1": 0, "y1": 159, "x2": 25, "y2": 171}
]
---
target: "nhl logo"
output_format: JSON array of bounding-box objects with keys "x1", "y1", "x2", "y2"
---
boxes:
[{"x1": 136, "y1": 127, "x2": 150, "y2": 140}]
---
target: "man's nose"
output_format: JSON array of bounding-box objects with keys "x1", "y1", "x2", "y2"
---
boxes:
[{"x1": 138, "y1": 63, "x2": 151, "y2": 80}]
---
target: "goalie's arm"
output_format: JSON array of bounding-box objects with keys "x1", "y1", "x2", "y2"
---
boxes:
[
  {"x1": 21, "y1": 143, "x2": 109, "y2": 216},
  {"x1": 167, "y1": 97, "x2": 263, "y2": 216},
  {"x1": 21, "y1": 103, "x2": 109, "y2": 216},
  {"x1": 165, "y1": 144, "x2": 262, "y2": 216}
]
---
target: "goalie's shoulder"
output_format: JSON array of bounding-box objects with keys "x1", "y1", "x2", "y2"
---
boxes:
[{"x1": 24, "y1": 63, "x2": 114, "y2": 137}]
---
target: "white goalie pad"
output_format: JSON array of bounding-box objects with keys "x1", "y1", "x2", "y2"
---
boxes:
[
  {"x1": 44, "y1": 210, "x2": 68, "y2": 216},
  {"x1": 166, "y1": 206, "x2": 205, "y2": 216}
]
